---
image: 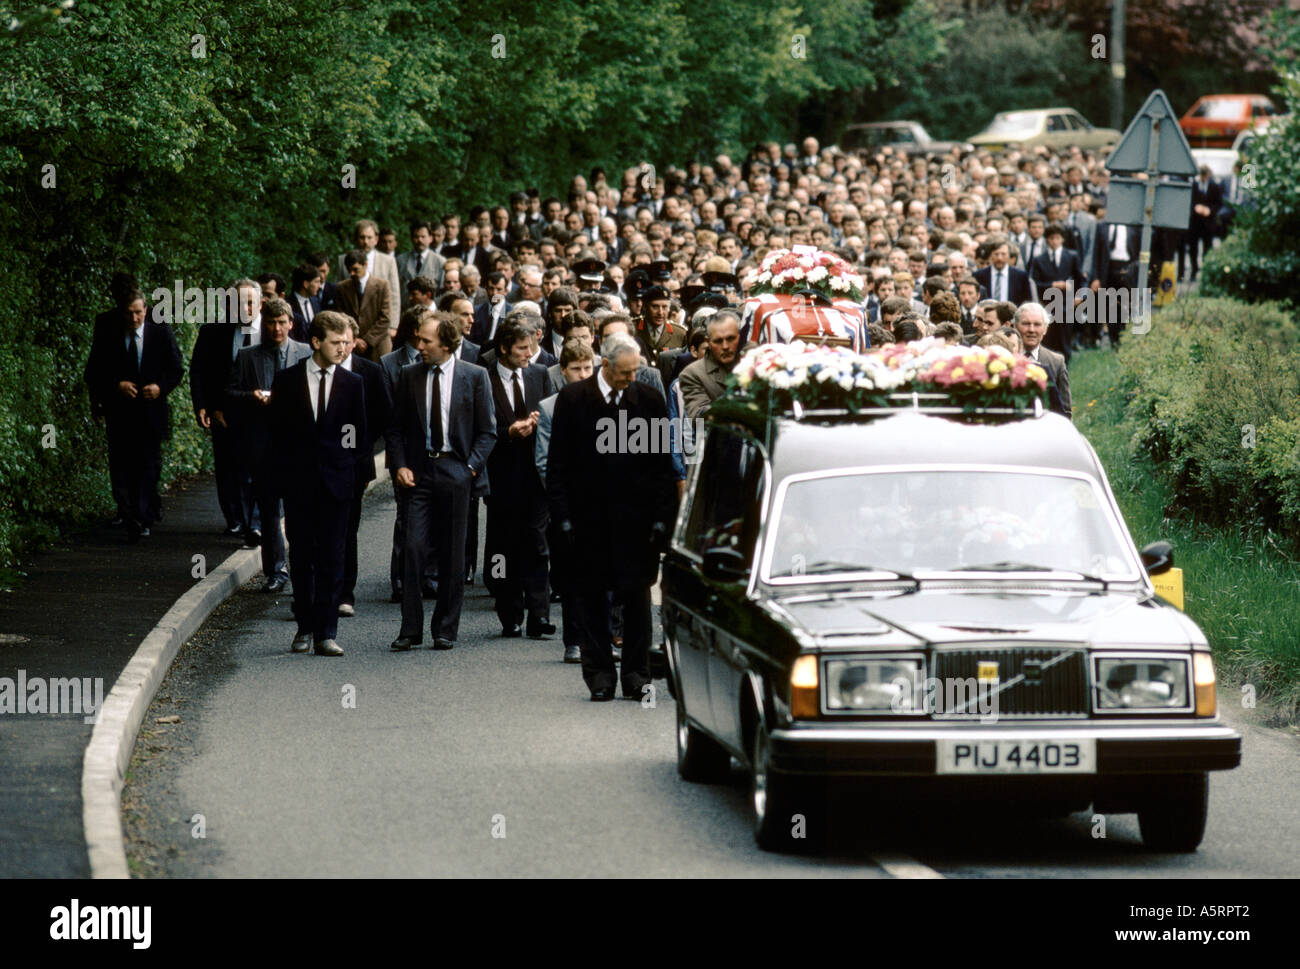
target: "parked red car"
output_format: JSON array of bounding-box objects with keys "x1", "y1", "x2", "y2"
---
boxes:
[{"x1": 1179, "y1": 94, "x2": 1279, "y2": 148}]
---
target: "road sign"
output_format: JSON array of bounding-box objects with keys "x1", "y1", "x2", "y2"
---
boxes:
[
  {"x1": 1107, "y1": 176, "x2": 1191, "y2": 228},
  {"x1": 1103, "y1": 90, "x2": 1197, "y2": 327},
  {"x1": 1106, "y1": 91, "x2": 1196, "y2": 175}
]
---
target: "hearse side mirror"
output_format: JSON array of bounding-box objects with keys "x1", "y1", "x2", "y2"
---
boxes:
[
  {"x1": 702, "y1": 544, "x2": 750, "y2": 583},
  {"x1": 1140, "y1": 540, "x2": 1174, "y2": 575}
]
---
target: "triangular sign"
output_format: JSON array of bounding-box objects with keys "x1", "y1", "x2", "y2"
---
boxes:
[{"x1": 1105, "y1": 89, "x2": 1197, "y2": 176}]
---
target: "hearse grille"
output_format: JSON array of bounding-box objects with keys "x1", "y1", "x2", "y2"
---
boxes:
[{"x1": 931, "y1": 646, "x2": 1089, "y2": 718}]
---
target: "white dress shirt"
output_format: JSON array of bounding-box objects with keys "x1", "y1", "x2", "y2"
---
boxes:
[
  {"x1": 307, "y1": 358, "x2": 335, "y2": 421},
  {"x1": 596, "y1": 368, "x2": 620, "y2": 405},
  {"x1": 233, "y1": 314, "x2": 262, "y2": 359},
  {"x1": 425, "y1": 355, "x2": 455, "y2": 453},
  {"x1": 295, "y1": 292, "x2": 315, "y2": 324},
  {"x1": 496, "y1": 361, "x2": 526, "y2": 412}
]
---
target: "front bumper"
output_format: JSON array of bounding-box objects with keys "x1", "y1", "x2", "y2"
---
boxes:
[{"x1": 769, "y1": 721, "x2": 1241, "y2": 776}]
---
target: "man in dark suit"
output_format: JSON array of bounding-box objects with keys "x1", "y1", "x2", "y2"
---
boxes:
[
  {"x1": 336, "y1": 250, "x2": 393, "y2": 362},
  {"x1": 1092, "y1": 221, "x2": 1141, "y2": 348},
  {"x1": 397, "y1": 221, "x2": 445, "y2": 304},
  {"x1": 1014, "y1": 303, "x2": 1072, "y2": 419},
  {"x1": 484, "y1": 320, "x2": 553, "y2": 638},
  {"x1": 337, "y1": 320, "x2": 391, "y2": 616},
  {"x1": 469, "y1": 272, "x2": 512, "y2": 347},
  {"x1": 287, "y1": 264, "x2": 323, "y2": 344},
  {"x1": 84, "y1": 291, "x2": 184, "y2": 542},
  {"x1": 459, "y1": 224, "x2": 494, "y2": 280},
  {"x1": 1028, "y1": 223, "x2": 1087, "y2": 360},
  {"x1": 547, "y1": 333, "x2": 677, "y2": 701},
  {"x1": 386, "y1": 312, "x2": 497, "y2": 651},
  {"x1": 268, "y1": 311, "x2": 368, "y2": 656},
  {"x1": 1183, "y1": 165, "x2": 1223, "y2": 281},
  {"x1": 190, "y1": 279, "x2": 263, "y2": 537},
  {"x1": 309, "y1": 252, "x2": 340, "y2": 311},
  {"x1": 224, "y1": 298, "x2": 311, "y2": 590},
  {"x1": 972, "y1": 239, "x2": 1034, "y2": 306}
]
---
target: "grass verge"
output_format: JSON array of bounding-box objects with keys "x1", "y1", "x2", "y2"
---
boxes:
[{"x1": 1072, "y1": 349, "x2": 1300, "y2": 722}]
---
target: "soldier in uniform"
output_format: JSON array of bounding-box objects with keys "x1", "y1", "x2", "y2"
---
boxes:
[
  {"x1": 573, "y1": 258, "x2": 607, "y2": 294},
  {"x1": 633, "y1": 284, "x2": 686, "y2": 368}
]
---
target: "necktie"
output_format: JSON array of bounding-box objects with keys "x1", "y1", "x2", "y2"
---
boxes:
[
  {"x1": 316, "y1": 366, "x2": 328, "y2": 422},
  {"x1": 996, "y1": 271, "x2": 1004, "y2": 301},
  {"x1": 303, "y1": 297, "x2": 313, "y2": 324},
  {"x1": 127, "y1": 329, "x2": 140, "y2": 377},
  {"x1": 430, "y1": 365, "x2": 445, "y2": 452},
  {"x1": 607, "y1": 390, "x2": 616, "y2": 406},
  {"x1": 278, "y1": 346, "x2": 287, "y2": 371},
  {"x1": 512, "y1": 371, "x2": 528, "y2": 421},
  {"x1": 242, "y1": 329, "x2": 252, "y2": 348}
]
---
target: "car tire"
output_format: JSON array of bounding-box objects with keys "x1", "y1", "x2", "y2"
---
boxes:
[
  {"x1": 1137, "y1": 773, "x2": 1209, "y2": 853},
  {"x1": 751, "y1": 726, "x2": 820, "y2": 852},
  {"x1": 675, "y1": 699, "x2": 731, "y2": 783}
]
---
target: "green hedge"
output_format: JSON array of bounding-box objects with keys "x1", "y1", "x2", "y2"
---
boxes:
[{"x1": 1117, "y1": 297, "x2": 1300, "y2": 537}]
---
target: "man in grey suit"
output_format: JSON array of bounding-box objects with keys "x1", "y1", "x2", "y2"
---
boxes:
[
  {"x1": 397, "y1": 221, "x2": 445, "y2": 305},
  {"x1": 225, "y1": 298, "x2": 312, "y2": 591},
  {"x1": 678, "y1": 310, "x2": 741, "y2": 419},
  {"x1": 339, "y1": 218, "x2": 401, "y2": 337},
  {"x1": 1014, "y1": 302, "x2": 1071, "y2": 419},
  {"x1": 386, "y1": 312, "x2": 497, "y2": 650}
]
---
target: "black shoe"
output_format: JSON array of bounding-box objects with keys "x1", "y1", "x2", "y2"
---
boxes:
[
  {"x1": 291, "y1": 633, "x2": 313, "y2": 653},
  {"x1": 526, "y1": 618, "x2": 556, "y2": 638},
  {"x1": 563, "y1": 644, "x2": 581, "y2": 664},
  {"x1": 432, "y1": 638, "x2": 455, "y2": 650},
  {"x1": 390, "y1": 587, "x2": 404, "y2": 603},
  {"x1": 590, "y1": 687, "x2": 615, "y2": 702},
  {"x1": 223, "y1": 524, "x2": 243, "y2": 536},
  {"x1": 241, "y1": 529, "x2": 261, "y2": 549},
  {"x1": 390, "y1": 636, "x2": 420, "y2": 651},
  {"x1": 138, "y1": 526, "x2": 151, "y2": 538},
  {"x1": 502, "y1": 624, "x2": 523, "y2": 638},
  {"x1": 314, "y1": 639, "x2": 344, "y2": 656},
  {"x1": 263, "y1": 576, "x2": 287, "y2": 593},
  {"x1": 623, "y1": 681, "x2": 652, "y2": 701},
  {"x1": 421, "y1": 581, "x2": 439, "y2": 599}
]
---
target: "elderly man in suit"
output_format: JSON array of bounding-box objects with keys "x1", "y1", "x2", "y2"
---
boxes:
[
  {"x1": 225, "y1": 297, "x2": 311, "y2": 590},
  {"x1": 484, "y1": 320, "x2": 553, "y2": 638},
  {"x1": 536, "y1": 339, "x2": 596, "y2": 664},
  {"x1": 547, "y1": 332, "x2": 677, "y2": 701},
  {"x1": 268, "y1": 311, "x2": 368, "y2": 656},
  {"x1": 338, "y1": 219, "x2": 400, "y2": 333},
  {"x1": 386, "y1": 312, "x2": 497, "y2": 651},
  {"x1": 397, "y1": 221, "x2": 445, "y2": 305},
  {"x1": 678, "y1": 310, "x2": 741, "y2": 420},
  {"x1": 337, "y1": 249, "x2": 393, "y2": 362},
  {"x1": 84, "y1": 290, "x2": 184, "y2": 543},
  {"x1": 1014, "y1": 302, "x2": 1071, "y2": 419},
  {"x1": 190, "y1": 278, "x2": 263, "y2": 538}
]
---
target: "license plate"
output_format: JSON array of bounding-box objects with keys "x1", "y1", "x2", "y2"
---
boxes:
[
  {"x1": 1196, "y1": 128, "x2": 1219, "y2": 137},
  {"x1": 936, "y1": 738, "x2": 1095, "y2": 774}
]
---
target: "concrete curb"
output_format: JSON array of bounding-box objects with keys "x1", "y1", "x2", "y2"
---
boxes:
[{"x1": 83, "y1": 456, "x2": 389, "y2": 878}]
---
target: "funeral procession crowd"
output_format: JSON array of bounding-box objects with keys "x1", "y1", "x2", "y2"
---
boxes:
[{"x1": 83, "y1": 134, "x2": 1224, "y2": 701}]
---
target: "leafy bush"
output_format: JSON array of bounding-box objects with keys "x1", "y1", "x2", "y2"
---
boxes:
[{"x1": 1118, "y1": 297, "x2": 1300, "y2": 537}]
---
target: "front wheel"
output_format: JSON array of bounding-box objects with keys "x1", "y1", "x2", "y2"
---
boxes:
[
  {"x1": 1137, "y1": 773, "x2": 1209, "y2": 852},
  {"x1": 751, "y1": 726, "x2": 820, "y2": 852}
]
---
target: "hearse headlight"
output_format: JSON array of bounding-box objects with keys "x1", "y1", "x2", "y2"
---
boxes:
[
  {"x1": 1095, "y1": 657, "x2": 1190, "y2": 710},
  {"x1": 825, "y1": 659, "x2": 922, "y2": 712}
]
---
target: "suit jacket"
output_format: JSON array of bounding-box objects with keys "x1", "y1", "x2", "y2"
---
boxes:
[
  {"x1": 477, "y1": 344, "x2": 553, "y2": 371},
  {"x1": 338, "y1": 249, "x2": 400, "y2": 334},
  {"x1": 1029, "y1": 248, "x2": 1087, "y2": 296},
  {"x1": 343, "y1": 353, "x2": 391, "y2": 488},
  {"x1": 268, "y1": 360, "x2": 368, "y2": 503},
  {"x1": 320, "y1": 280, "x2": 340, "y2": 312},
  {"x1": 546, "y1": 363, "x2": 565, "y2": 396},
  {"x1": 85, "y1": 319, "x2": 184, "y2": 438},
  {"x1": 384, "y1": 356, "x2": 497, "y2": 499},
  {"x1": 1191, "y1": 178, "x2": 1223, "y2": 233},
  {"x1": 486, "y1": 362, "x2": 549, "y2": 502},
  {"x1": 1020, "y1": 236, "x2": 1051, "y2": 268},
  {"x1": 381, "y1": 343, "x2": 424, "y2": 404},
  {"x1": 396, "y1": 249, "x2": 445, "y2": 301},
  {"x1": 336, "y1": 276, "x2": 393, "y2": 360},
  {"x1": 287, "y1": 292, "x2": 321, "y2": 343},
  {"x1": 1032, "y1": 346, "x2": 1072, "y2": 419},
  {"x1": 225, "y1": 338, "x2": 312, "y2": 466},
  {"x1": 189, "y1": 320, "x2": 244, "y2": 419},
  {"x1": 546, "y1": 375, "x2": 676, "y2": 588},
  {"x1": 678, "y1": 354, "x2": 732, "y2": 420},
  {"x1": 461, "y1": 244, "x2": 494, "y2": 280},
  {"x1": 657, "y1": 347, "x2": 695, "y2": 390},
  {"x1": 1065, "y1": 212, "x2": 1098, "y2": 281},
  {"x1": 972, "y1": 265, "x2": 1034, "y2": 305},
  {"x1": 534, "y1": 393, "x2": 557, "y2": 487},
  {"x1": 470, "y1": 299, "x2": 513, "y2": 348}
]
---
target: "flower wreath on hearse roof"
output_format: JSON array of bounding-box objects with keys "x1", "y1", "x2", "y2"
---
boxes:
[{"x1": 723, "y1": 337, "x2": 1050, "y2": 413}]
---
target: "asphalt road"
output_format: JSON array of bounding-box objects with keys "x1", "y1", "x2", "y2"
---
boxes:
[{"x1": 124, "y1": 480, "x2": 1300, "y2": 878}]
